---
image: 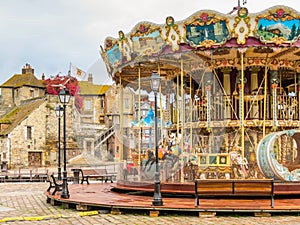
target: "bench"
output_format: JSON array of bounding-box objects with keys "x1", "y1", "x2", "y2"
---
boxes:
[
  {"x1": 47, "y1": 173, "x2": 63, "y2": 195},
  {"x1": 78, "y1": 169, "x2": 115, "y2": 184},
  {"x1": 195, "y1": 179, "x2": 274, "y2": 208}
]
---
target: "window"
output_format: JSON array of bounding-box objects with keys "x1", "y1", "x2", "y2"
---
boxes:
[
  {"x1": 124, "y1": 98, "x2": 129, "y2": 109},
  {"x1": 85, "y1": 100, "x2": 91, "y2": 111},
  {"x1": 86, "y1": 141, "x2": 92, "y2": 154},
  {"x1": 26, "y1": 126, "x2": 32, "y2": 140},
  {"x1": 100, "y1": 98, "x2": 104, "y2": 108},
  {"x1": 30, "y1": 89, "x2": 34, "y2": 98}
]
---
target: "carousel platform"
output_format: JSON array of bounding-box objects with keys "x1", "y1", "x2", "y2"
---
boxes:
[{"x1": 45, "y1": 181, "x2": 300, "y2": 216}]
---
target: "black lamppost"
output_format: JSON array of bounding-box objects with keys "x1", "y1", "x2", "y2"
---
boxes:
[
  {"x1": 55, "y1": 105, "x2": 64, "y2": 181},
  {"x1": 150, "y1": 72, "x2": 163, "y2": 206},
  {"x1": 58, "y1": 88, "x2": 71, "y2": 199}
]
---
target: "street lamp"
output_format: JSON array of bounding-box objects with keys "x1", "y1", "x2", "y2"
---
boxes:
[
  {"x1": 58, "y1": 88, "x2": 71, "y2": 199},
  {"x1": 55, "y1": 105, "x2": 64, "y2": 181},
  {"x1": 150, "y1": 72, "x2": 163, "y2": 206}
]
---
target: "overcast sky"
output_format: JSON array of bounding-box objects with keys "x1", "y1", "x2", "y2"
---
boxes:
[{"x1": 0, "y1": 0, "x2": 298, "y2": 86}]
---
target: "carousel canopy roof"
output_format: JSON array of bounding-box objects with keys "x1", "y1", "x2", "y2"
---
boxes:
[{"x1": 100, "y1": 6, "x2": 300, "y2": 87}]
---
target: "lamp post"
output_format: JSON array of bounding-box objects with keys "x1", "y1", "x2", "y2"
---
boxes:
[
  {"x1": 150, "y1": 72, "x2": 163, "y2": 206},
  {"x1": 58, "y1": 88, "x2": 71, "y2": 199},
  {"x1": 55, "y1": 105, "x2": 64, "y2": 181}
]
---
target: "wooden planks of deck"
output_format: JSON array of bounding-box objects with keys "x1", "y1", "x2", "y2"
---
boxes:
[{"x1": 46, "y1": 182, "x2": 300, "y2": 214}]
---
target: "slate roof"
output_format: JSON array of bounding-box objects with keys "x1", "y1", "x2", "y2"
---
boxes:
[
  {"x1": 0, "y1": 73, "x2": 45, "y2": 88},
  {"x1": 78, "y1": 81, "x2": 110, "y2": 95},
  {"x1": 0, "y1": 99, "x2": 45, "y2": 135}
]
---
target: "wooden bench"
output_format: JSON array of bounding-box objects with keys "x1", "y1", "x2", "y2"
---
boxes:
[
  {"x1": 47, "y1": 173, "x2": 63, "y2": 195},
  {"x1": 79, "y1": 169, "x2": 115, "y2": 184},
  {"x1": 195, "y1": 179, "x2": 274, "y2": 208}
]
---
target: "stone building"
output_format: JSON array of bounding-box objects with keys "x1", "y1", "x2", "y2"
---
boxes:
[
  {"x1": 69, "y1": 74, "x2": 112, "y2": 165},
  {"x1": 0, "y1": 64, "x2": 45, "y2": 108},
  {"x1": 0, "y1": 92, "x2": 78, "y2": 169},
  {"x1": 0, "y1": 65, "x2": 78, "y2": 169}
]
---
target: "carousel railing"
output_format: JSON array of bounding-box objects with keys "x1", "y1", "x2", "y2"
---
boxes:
[{"x1": 191, "y1": 94, "x2": 299, "y2": 122}]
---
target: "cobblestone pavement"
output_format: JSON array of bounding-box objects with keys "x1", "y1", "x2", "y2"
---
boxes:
[{"x1": 0, "y1": 183, "x2": 300, "y2": 224}]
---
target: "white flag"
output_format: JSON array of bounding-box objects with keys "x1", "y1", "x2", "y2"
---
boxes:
[{"x1": 70, "y1": 64, "x2": 87, "y2": 79}]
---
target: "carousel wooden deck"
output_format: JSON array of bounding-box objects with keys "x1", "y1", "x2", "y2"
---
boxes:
[{"x1": 46, "y1": 181, "x2": 300, "y2": 215}]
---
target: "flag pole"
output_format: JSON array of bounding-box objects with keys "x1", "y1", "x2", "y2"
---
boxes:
[{"x1": 68, "y1": 63, "x2": 72, "y2": 76}]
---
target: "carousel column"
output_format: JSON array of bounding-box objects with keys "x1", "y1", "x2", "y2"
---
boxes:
[
  {"x1": 166, "y1": 81, "x2": 171, "y2": 127},
  {"x1": 180, "y1": 58, "x2": 185, "y2": 183},
  {"x1": 205, "y1": 76, "x2": 212, "y2": 153},
  {"x1": 176, "y1": 73, "x2": 179, "y2": 148},
  {"x1": 262, "y1": 59, "x2": 269, "y2": 138},
  {"x1": 189, "y1": 74, "x2": 193, "y2": 155},
  {"x1": 236, "y1": 59, "x2": 247, "y2": 158},
  {"x1": 240, "y1": 52, "x2": 246, "y2": 159},
  {"x1": 138, "y1": 66, "x2": 142, "y2": 181},
  {"x1": 298, "y1": 73, "x2": 300, "y2": 123},
  {"x1": 270, "y1": 71, "x2": 279, "y2": 128},
  {"x1": 119, "y1": 78, "x2": 124, "y2": 162},
  {"x1": 250, "y1": 67, "x2": 260, "y2": 119},
  {"x1": 158, "y1": 65, "x2": 164, "y2": 148},
  {"x1": 222, "y1": 68, "x2": 231, "y2": 120}
]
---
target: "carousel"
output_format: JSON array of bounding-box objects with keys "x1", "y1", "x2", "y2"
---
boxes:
[{"x1": 100, "y1": 4, "x2": 300, "y2": 192}]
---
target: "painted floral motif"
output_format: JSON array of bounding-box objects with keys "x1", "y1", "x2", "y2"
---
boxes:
[
  {"x1": 266, "y1": 8, "x2": 294, "y2": 21},
  {"x1": 276, "y1": 9, "x2": 285, "y2": 18},
  {"x1": 131, "y1": 24, "x2": 154, "y2": 37},
  {"x1": 104, "y1": 39, "x2": 117, "y2": 51},
  {"x1": 139, "y1": 25, "x2": 146, "y2": 33},
  {"x1": 200, "y1": 13, "x2": 209, "y2": 23}
]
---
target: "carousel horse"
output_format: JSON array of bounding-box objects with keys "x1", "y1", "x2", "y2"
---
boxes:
[
  {"x1": 143, "y1": 149, "x2": 180, "y2": 173},
  {"x1": 162, "y1": 150, "x2": 179, "y2": 167},
  {"x1": 143, "y1": 149, "x2": 156, "y2": 172}
]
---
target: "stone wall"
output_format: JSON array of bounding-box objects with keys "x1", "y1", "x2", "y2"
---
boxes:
[
  {"x1": 1, "y1": 88, "x2": 14, "y2": 107},
  {"x1": 8, "y1": 101, "x2": 48, "y2": 167}
]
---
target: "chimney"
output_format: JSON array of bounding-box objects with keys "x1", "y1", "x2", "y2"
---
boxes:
[
  {"x1": 22, "y1": 63, "x2": 34, "y2": 74},
  {"x1": 41, "y1": 73, "x2": 45, "y2": 80},
  {"x1": 88, "y1": 73, "x2": 93, "y2": 83}
]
